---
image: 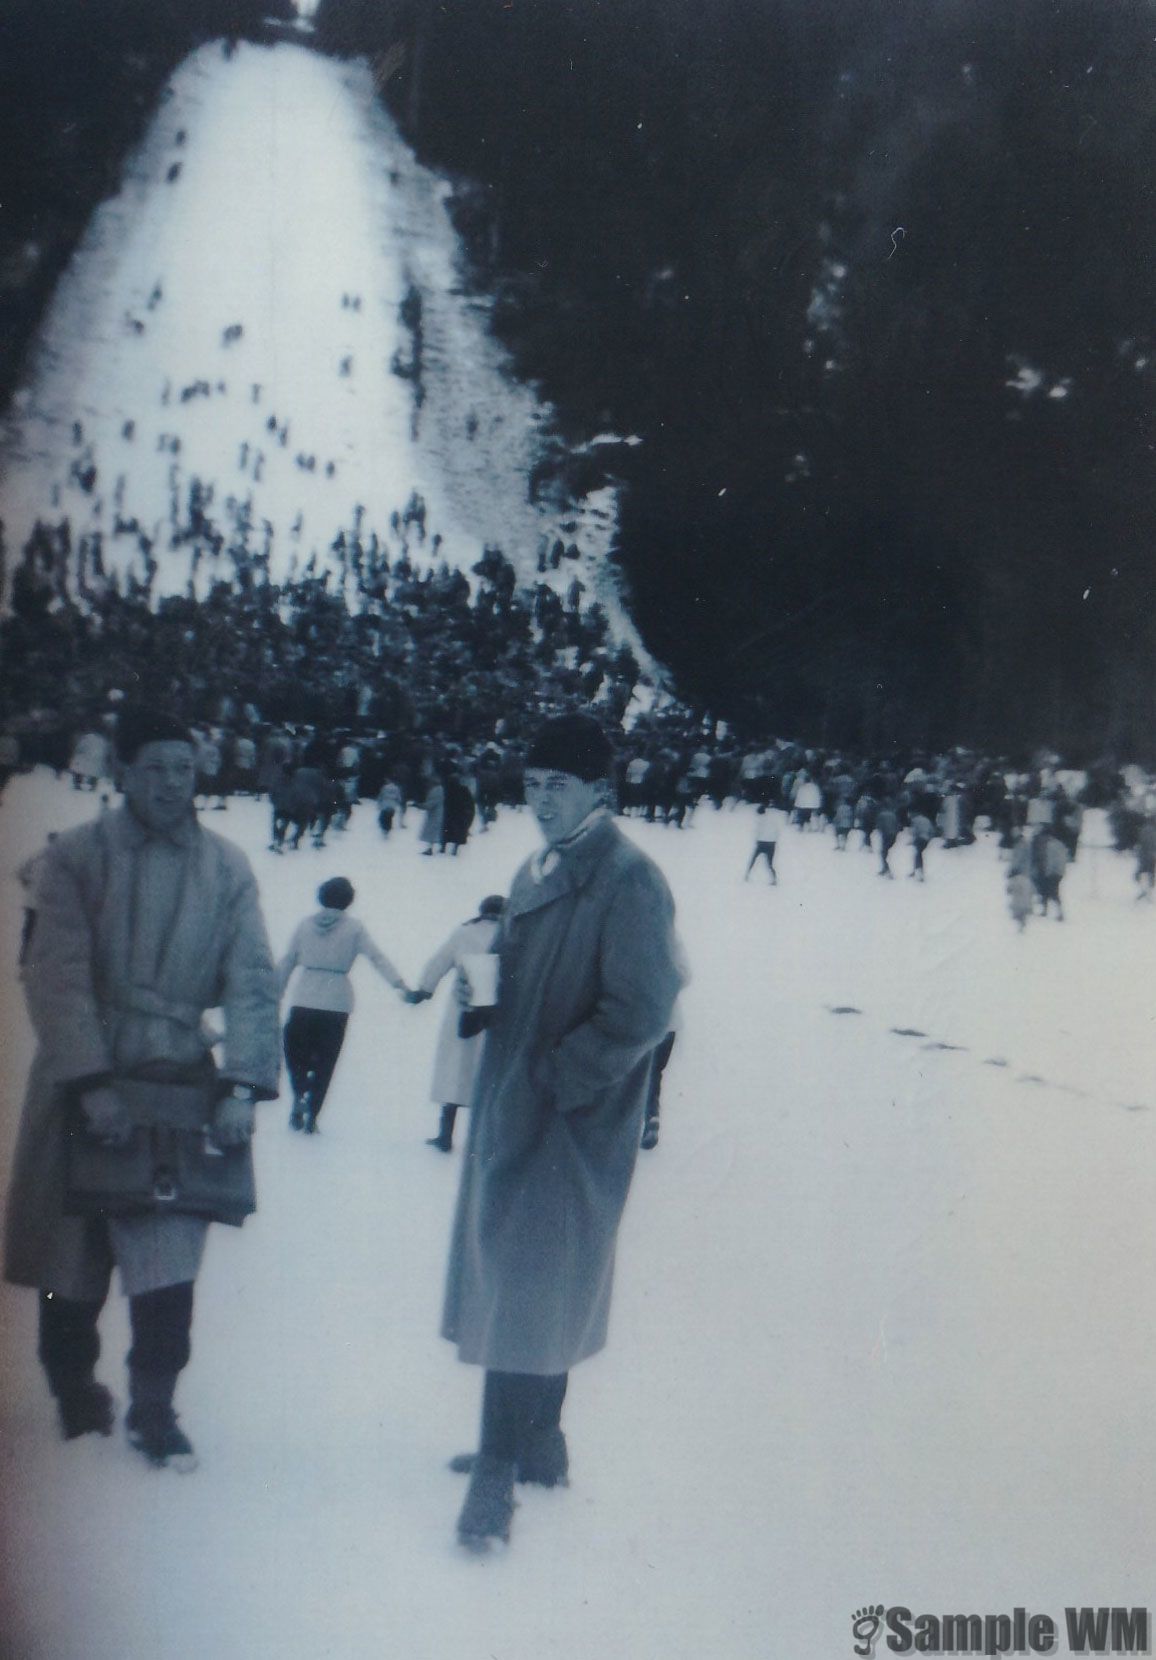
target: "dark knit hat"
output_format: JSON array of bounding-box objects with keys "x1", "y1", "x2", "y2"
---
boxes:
[
  {"x1": 115, "y1": 708, "x2": 195, "y2": 763},
  {"x1": 525, "y1": 714, "x2": 614, "y2": 783},
  {"x1": 318, "y1": 877, "x2": 355, "y2": 911},
  {"x1": 477, "y1": 894, "x2": 506, "y2": 919}
]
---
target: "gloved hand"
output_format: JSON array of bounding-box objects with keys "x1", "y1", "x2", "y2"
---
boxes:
[
  {"x1": 212, "y1": 1094, "x2": 255, "y2": 1147},
  {"x1": 81, "y1": 1085, "x2": 132, "y2": 1146}
]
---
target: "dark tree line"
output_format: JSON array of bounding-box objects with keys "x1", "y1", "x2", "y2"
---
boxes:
[
  {"x1": 316, "y1": 0, "x2": 1156, "y2": 759},
  {"x1": 0, "y1": 0, "x2": 291, "y2": 407}
]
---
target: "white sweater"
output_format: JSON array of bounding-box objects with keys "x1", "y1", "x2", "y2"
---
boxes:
[{"x1": 278, "y1": 909, "x2": 403, "y2": 1013}]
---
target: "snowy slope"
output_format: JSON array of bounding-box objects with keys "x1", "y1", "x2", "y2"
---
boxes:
[
  {"x1": 0, "y1": 41, "x2": 640, "y2": 645},
  {"x1": 1, "y1": 773, "x2": 1154, "y2": 1659}
]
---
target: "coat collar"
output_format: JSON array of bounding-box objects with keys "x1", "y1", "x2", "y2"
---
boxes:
[
  {"x1": 507, "y1": 814, "x2": 621, "y2": 920},
  {"x1": 115, "y1": 804, "x2": 200, "y2": 850}
]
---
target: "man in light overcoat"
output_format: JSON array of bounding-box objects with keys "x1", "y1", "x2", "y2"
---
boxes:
[
  {"x1": 4, "y1": 709, "x2": 280, "y2": 1469},
  {"x1": 442, "y1": 712, "x2": 686, "y2": 1548}
]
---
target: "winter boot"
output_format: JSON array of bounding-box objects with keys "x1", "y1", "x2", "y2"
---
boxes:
[
  {"x1": 125, "y1": 1401, "x2": 198, "y2": 1472},
  {"x1": 516, "y1": 1426, "x2": 569, "y2": 1488},
  {"x1": 426, "y1": 1105, "x2": 457, "y2": 1152},
  {"x1": 450, "y1": 1428, "x2": 569, "y2": 1488},
  {"x1": 456, "y1": 1453, "x2": 515, "y2": 1550},
  {"x1": 56, "y1": 1381, "x2": 116, "y2": 1441},
  {"x1": 39, "y1": 1292, "x2": 114, "y2": 1441}
]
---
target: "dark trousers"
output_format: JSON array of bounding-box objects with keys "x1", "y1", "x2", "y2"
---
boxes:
[
  {"x1": 39, "y1": 1281, "x2": 194, "y2": 1401},
  {"x1": 284, "y1": 1006, "x2": 349, "y2": 1117},
  {"x1": 377, "y1": 807, "x2": 395, "y2": 835},
  {"x1": 480, "y1": 1369, "x2": 568, "y2": 1461},
  {"x1": 744, "y1": 839, "x2": 777, "y2": 881}
]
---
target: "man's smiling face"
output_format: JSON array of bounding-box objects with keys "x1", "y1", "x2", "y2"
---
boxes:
[{"x1": 523, "y1": 768, "x2": 606, "y2": 846}]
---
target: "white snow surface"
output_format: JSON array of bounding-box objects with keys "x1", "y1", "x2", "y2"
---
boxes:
[
  {"x1": 1, "y1": 773, "x2": 1154, "y2": 1658},
  {"x1": 0, "y1": 41, "x2": 643, "y2": 651}
]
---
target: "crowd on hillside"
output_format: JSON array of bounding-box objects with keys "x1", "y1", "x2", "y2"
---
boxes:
[{"x1": 1, "y1": 493, "x2": 1155, "y2": 917}]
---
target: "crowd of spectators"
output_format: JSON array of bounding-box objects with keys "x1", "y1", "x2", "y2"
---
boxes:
[{"x1": 0, "y1": 500, "x2": 1152, "y2": 887}]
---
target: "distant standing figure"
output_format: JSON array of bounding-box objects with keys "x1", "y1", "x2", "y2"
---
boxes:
[
  {"x1": 69, "y1": 728, "x2": 111, "y2": 793},
  {"x1": 909, "y1": 812, "x2": 933, "y2": 881},
  {"x1": 875, "y1": 803, "x2": 899, "y2": 878},
  {"x1": 1030, "y1": 825, "x2": 1068, "y2": 921},
  {"x1": 419, "y1": 780, "x2": 445, "y2": 855},
  {"x1": 1006, "y1": 834, "x2": 1034, "y2": 930},
  {"x1": 1135, "y1": 818, "x2": 1156, "y2": 901},
  {"x1": 376, "y1": 778, "x2": 404, "y2": 836},
  {"x1": 442, "y1": 774, "x2": 476, "y2": 855},
  {"x1": 408, "y1": 897, "x2": 505, "y2": 1151},
  {"x1": 743, "y1": 805, "x2": 783, "y2": 884}
]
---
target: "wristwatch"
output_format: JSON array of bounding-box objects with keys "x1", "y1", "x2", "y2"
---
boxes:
[{"x1": 226, "y1": 1084, "x2": 257, "y2": 1104}]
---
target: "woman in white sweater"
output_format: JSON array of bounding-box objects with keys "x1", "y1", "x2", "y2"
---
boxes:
[{"x1": 278, "y1": 877, "x2": 410, "y2": 1132}]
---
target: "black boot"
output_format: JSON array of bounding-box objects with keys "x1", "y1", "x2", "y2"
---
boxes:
[
  {"x1": 125, "y1": 1284, "x2": 196, "y2": 1470},
  {"x1": 38, "y1": 1291, "x2": 116, "y2": 1441},
  {"x1": 449, "y1": 1428, "x2": 569, "y2": 1488},
  {"x1": 426, "y1": 1104, "x2": 457, "y2": 1152},
  {"x1": 456, "y1": 1453, "x2": 515, "y2": 1549},
  {"x1": 126, "y1": 1389, "x2": 198, "y2": 1472}
]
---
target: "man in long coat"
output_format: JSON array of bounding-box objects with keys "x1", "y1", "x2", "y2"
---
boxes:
[
  {"x1": 4, "y1": 710, "x2": 280, "y2": 1468},
  {"x1": 442, "y1": 712, "x2": 685, "y2": 1548}
]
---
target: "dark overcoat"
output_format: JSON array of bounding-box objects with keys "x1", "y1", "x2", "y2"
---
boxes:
[
  {"x1": 4, "y1": 808, "x2": 280, "y2": 1294},
  {"x1": 441, "y1": 815, "x2": 685, "y2": 1374}
]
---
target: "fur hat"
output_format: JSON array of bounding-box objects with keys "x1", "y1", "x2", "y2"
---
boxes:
[
  {"x1": 524, "y1": 714, "x2": 614, "y2": 783},
  {"x1": 114, "y1": 708, "x2": 195, "y2": 763}
]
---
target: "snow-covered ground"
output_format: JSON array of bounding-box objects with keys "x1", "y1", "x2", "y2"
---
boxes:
[
  {"x1": 0, "y1": 41, "x2": 640, "y2": 644},
  {"x1": 1, "y1": 772, "x2": 1154, "y2": 1659}
]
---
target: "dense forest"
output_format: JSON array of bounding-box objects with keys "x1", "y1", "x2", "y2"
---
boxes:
[
  {"x1": 315, "y1": 0, "x2": 1156, "y2": 758},
  {"x1": 0, "y1": 0, "x2": 290, "y2": 405}
]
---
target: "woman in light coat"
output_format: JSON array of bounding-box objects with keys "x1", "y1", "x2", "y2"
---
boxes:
[
  {"x1": 409, "y1": 896, "x2": 504, "y2": 1151},
  {"x1": 419, "y1": 780, "x2": 445, "y2": 854}
]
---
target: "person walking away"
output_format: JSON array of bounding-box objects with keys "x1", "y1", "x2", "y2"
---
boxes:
[
  {"x1": 3, "y1": 709, "x2": 280, "y2": 1468},
  {"x1": 277, "y1": 877, "x2": 410, "y2": 1132},
  {"x1": 419, "y1": 778, "x2": 445, "y2": 855},
  {"x1": 441, "y1": 713, "x2": 685, "y2": 1551},
  {"x1": 909, "y1": 812, "x2": 933, "y2": 881},
  {"x1": 285, "y1": 753, "x2": 326, "y2": 851},
  {"x1": 442, "y1": 772, "x2": 476, "y2": 855},
  {"x1": 876, "y1": 802, "x2": 899, "y2": 877},
  {"x1": 1030, "y1": 824, "x2": 1068, "y2": 920},
  {"x1": 406, "y1": 896, "x2": 505, "y2": 1150},
  {"x1": 1054, "y1": 793, "x2": 1084, "y2": 862},
  {"x1": 1006, "y1": 830, "x2": 1034, "y2": 930},
  {"x1": 377, "y1": 777, "x2": 403, "y2": 836},
  {"x1": 1135, "y1": 817, "x2": 1156, "y2": 901},
  {"x1": 268, "y1": 762, "x2": 295, "y2": 852}
]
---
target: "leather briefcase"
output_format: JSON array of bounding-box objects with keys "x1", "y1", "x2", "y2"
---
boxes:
[{"x1": 63, "y1": 1073, "x2": 256, "y2": 1227}]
